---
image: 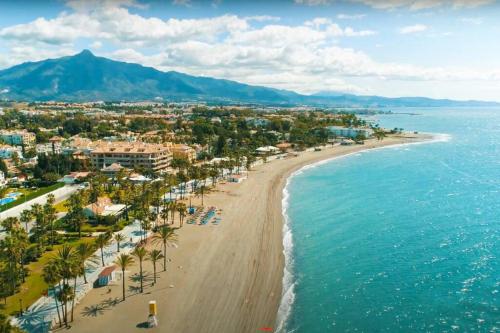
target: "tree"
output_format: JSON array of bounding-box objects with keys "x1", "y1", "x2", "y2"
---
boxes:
[
  {"x1": 31, "y1": 203, "x2": 47, "y2": 249},
  {"x1": 75, "y1": 242, "x2": 97, "y2": 284},
  {"x1": 132, "y1": 246, "x2": 148, "y2": 293},
  {"x1": 160, "y1": 206, "x2": 169, "y2": 226},
  {"x1": 43, "y1": 262, "x2": 62, "y2": 327},
  {"x1": 44, "y1": 194, "x2": 57, "y2": 245},
  {"x1": 114, "y1": 233, "x2": 126, "y2": 253},
  {"x1": 177, "y1": 202, "x2": 187, "y2": 228},
  {"x1": 1, "y1": 217, "x2": 19, "y2": 233},
  {"x1": 19, "y1": 209, "x2": 32, "y2": 233},
  {"x1": 152, "y1": 226, "x2": 177, "y2": 271},
  {"x1": 51, "y1": 245, "x2": 78, "y2": 327},
  {"x1": 115, "y1": 253, "x2": 134, "y2": 301},
  {"x1": 148, "y1": 249, "x2": 164, "y2": 285},
  {"x1": 65, "y1": 190, "x2": 88, "y2": 238},
  {"x1": 95, "y1": 232, "x2": 112, "y2": 266}
]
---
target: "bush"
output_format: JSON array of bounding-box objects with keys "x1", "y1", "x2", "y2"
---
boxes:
[{"x1": 25, "y1": 245, "x2": 42, "y2": 262}]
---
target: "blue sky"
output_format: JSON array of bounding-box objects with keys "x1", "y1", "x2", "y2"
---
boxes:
[{"x1": 1, "y1": 0, "x2": 500, "y2": 101}]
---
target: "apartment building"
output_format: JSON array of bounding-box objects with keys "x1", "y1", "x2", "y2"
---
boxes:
[
  {"x1": 90, "y1": 141, "x2": 172, "y2": 172},
  {"x1": 0, "y1": 129, "x2": 36, "y2": 147}
]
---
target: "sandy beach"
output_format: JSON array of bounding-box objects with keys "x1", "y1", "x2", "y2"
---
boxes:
[{"x1": 68, "y1": 133, "x2": 431, "y2": 333}]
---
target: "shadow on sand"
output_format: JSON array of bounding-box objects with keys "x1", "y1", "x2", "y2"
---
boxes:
[{"x1": 81, "y1": 297, "x2": 121, "y2": 317}]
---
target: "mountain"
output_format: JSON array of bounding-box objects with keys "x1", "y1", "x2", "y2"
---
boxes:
[
  {"x1": 0, "y1": 50, "x2": 497, "y2": 107},
  {"x1": 309, "y1": 92, "x2": 499, "y2": 107}
]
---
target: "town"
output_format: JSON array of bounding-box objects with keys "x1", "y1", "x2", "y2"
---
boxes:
[{"x1": 0, "y1": 101, "x2": 387, "y2": 332}]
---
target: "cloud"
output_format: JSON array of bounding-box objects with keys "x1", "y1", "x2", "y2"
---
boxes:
[
  {"x1": 245, "y1": 15, "x2": 281, "y2": 22},
  {"x1": 399, "y1": 24, "x2": 428, "y2": 34},
  {"x1": 296, "y1": 0, "x2": 496, "y2": 10},
  {"x1": 0, "y1": 46, "x2": 75, "y2": 69},
  {"x1": 1, "y1": 0, "x2": 500, "y2": 97},
  {"x1": 172, "y1": 0, "x2": 192, "y2": 7},
  {"x1": 90, "y1": 40, "x2": 103, "y2": 49},
  {"x1": 353, "y1": 0, "x2": 496, "y2": 10},
  {"x1": 460, "y1": 17, "x2": 483, "y2": 24},
  {"x1": 294, "y1": 0, "x2": 330, "y2": 5},
  {"x1": 337, "y1": 14, "x2": 366, "y2": 19}
]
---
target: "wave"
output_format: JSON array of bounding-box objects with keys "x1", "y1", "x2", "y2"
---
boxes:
[{"x1": 275, "y1": 132, "x2": 450, "y2": 332}]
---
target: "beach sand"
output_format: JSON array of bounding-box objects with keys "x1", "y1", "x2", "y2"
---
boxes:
[{"x1": 68, "y1": 134, "x2": 431, "y2": 333}]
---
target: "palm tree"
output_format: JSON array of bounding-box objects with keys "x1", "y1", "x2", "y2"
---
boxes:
[
  {"x1": 43, "y1": 262, "x2": 63, "y2": 327},
  {"x1": 45, "y1": 193, "x2": 57, "y2": 244},
  {"x1": 19, "y1": 210, "x2": 32, "y2": 233},
  {"x1": 0, "y1": 217, "x2": 20, "y2": 233},
  {"x1": 148, "y1": 249, "x2": 164, "y2": 284},
  {"x1": 51, "y1": 245, "x2": 77, "y2": 327},
  {"x1": 114, "y1": 253, "x2": 134, "y2": 301},
  {"x1": 31, "y1": 203, "x2": 46, "y2": 248},
  {"x1": 65, "y1": 191, "x2": 88, "y2": 238},
  {"x1": 95, "y1": 232, "x2": 112, "y2": 266},
  {"x1": 177, "y1": 203, "x2": 187, "y2": 228},
  {"x1": 160, "y1": 206, "x2": 169, "y2": 226},
  {"x1": 132, "y1": 246, "x2": 148, "y2": 293},
  {"x1": 152, "y1": 226, "x2": 178, "y2": 271},
  {"x1": 57, "y1": 284, "x2": 74, "y2": 327},
  {"x1": 114, "y1": 233, "x2": 126, "y2": 252},
  {"x1": 75, "y1": 242, "x2": 97, "y2": 284},
  {"x1": 169, "y1": 201, "x2": 177, "y2": 224}
]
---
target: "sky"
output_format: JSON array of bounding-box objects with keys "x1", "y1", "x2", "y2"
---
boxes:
[{"x1": 1, "y1": 0, "x2": 500, "y2": 101}]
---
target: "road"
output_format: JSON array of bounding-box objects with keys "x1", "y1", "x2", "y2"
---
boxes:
[{"x1": 0, "y1": 184, "x2": 81, "y2": 238}]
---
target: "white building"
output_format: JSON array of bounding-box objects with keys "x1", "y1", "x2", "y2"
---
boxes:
[
  {"x1": 256, "y1": 146, "x2": 280, "y2": 155},
  {"x1": 328, "y1": 126, "x2": 374, "y2": 139},
  {"x1": 0, "y1": 144, "x2": 23, "y2": 159}
]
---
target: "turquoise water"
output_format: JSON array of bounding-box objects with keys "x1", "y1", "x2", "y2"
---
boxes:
[{"x1": 279, "y1": 108, "x2": 499, "y2": 333}]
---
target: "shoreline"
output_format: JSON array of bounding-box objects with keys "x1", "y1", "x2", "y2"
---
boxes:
[
  {"x1": 67, "y1": 133, "x2": 436, "y2": 333},
  {"x1": 275, "y1": 132, "x2": 448, "y2": 332}
]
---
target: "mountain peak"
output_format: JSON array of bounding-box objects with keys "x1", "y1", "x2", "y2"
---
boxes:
[{"x1": 75, "y1": 49, "x2": 95, "y2": 58}]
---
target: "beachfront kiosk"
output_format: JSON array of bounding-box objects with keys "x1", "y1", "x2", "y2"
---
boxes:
[{"x1": 148, "y1": 300, "x2": 158, "y2": 328}]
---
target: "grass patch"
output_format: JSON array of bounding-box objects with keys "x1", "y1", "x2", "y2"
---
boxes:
[
  {"x1": 53, "y1": 199, "x2": 68, "y2": 213},
  {"x1": 1, "y1": 237, "x2": 95, "y2": 316},
  {"x1": 0, "y1": 183, "x2": 65, "y2": 212}
]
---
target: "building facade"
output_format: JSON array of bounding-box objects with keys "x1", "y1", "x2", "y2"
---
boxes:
[
  {"x1": 328, "y1": 126, "x2": 374, "y2": 139},
  {"x1": 90, "y1": 141, "x2": 172, "y2": 172},
  {"x1": 0, "y1": 130, "x2": 36, "y2": 147},
  {"x1": 170, "y1": 144, "x2": 196, "y2": 162}
]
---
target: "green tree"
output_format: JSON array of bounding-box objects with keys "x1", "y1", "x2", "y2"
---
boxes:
[
  {"x1": 75, "y1": 242, "x2": 97, "y2": 284},
  {"x1": 132, "y1": 246, "x2": 148, "y2": 293},
  {"x1": 19, "y1": 209, "x2": 32, "y2": 233},
  {"x1": 50, "y1": 245, "x2": 78, "y2": 327},
  {"x1": 43, "y1": 262, "x2": 63, "y2": 327},
  {"x1": 44, "y1": 194, "x2": 57, "y2": 245},
  {"x1": 95, "y1": 232, "x2": 112, "y2": 266},
  {"x1": 152, "y1": 226, "x2": 177, "y2": 271},
  {"x1": 65, "y1": 190, "x2": 88, "y2": 238},
  {"x1": 114, "y1": 254, "x2": 134, "y2": 301},
  {"x1": 114, "y1": 233, "x2": 126, "y2": 253},
  {"x1": 148, "y1": 249, "x2": 164, "y2": 285}
]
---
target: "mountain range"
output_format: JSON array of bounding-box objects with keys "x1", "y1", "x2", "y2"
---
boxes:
[{"x1": 0, "y1": 50, "x2": 497, "y2": 107}]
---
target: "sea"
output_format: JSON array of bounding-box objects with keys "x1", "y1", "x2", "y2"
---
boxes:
[{"x1": 277, "y1": 107, "x2": 499, "y2": 333}]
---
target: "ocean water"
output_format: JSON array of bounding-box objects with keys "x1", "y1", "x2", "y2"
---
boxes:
[{"x1": 278, "y1": 108, "x2": 500, "y2": 333}]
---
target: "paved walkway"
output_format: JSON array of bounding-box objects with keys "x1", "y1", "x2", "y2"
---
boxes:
[{"x1": 12, "y1": 220, "x2": 147, "y2": 333}]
